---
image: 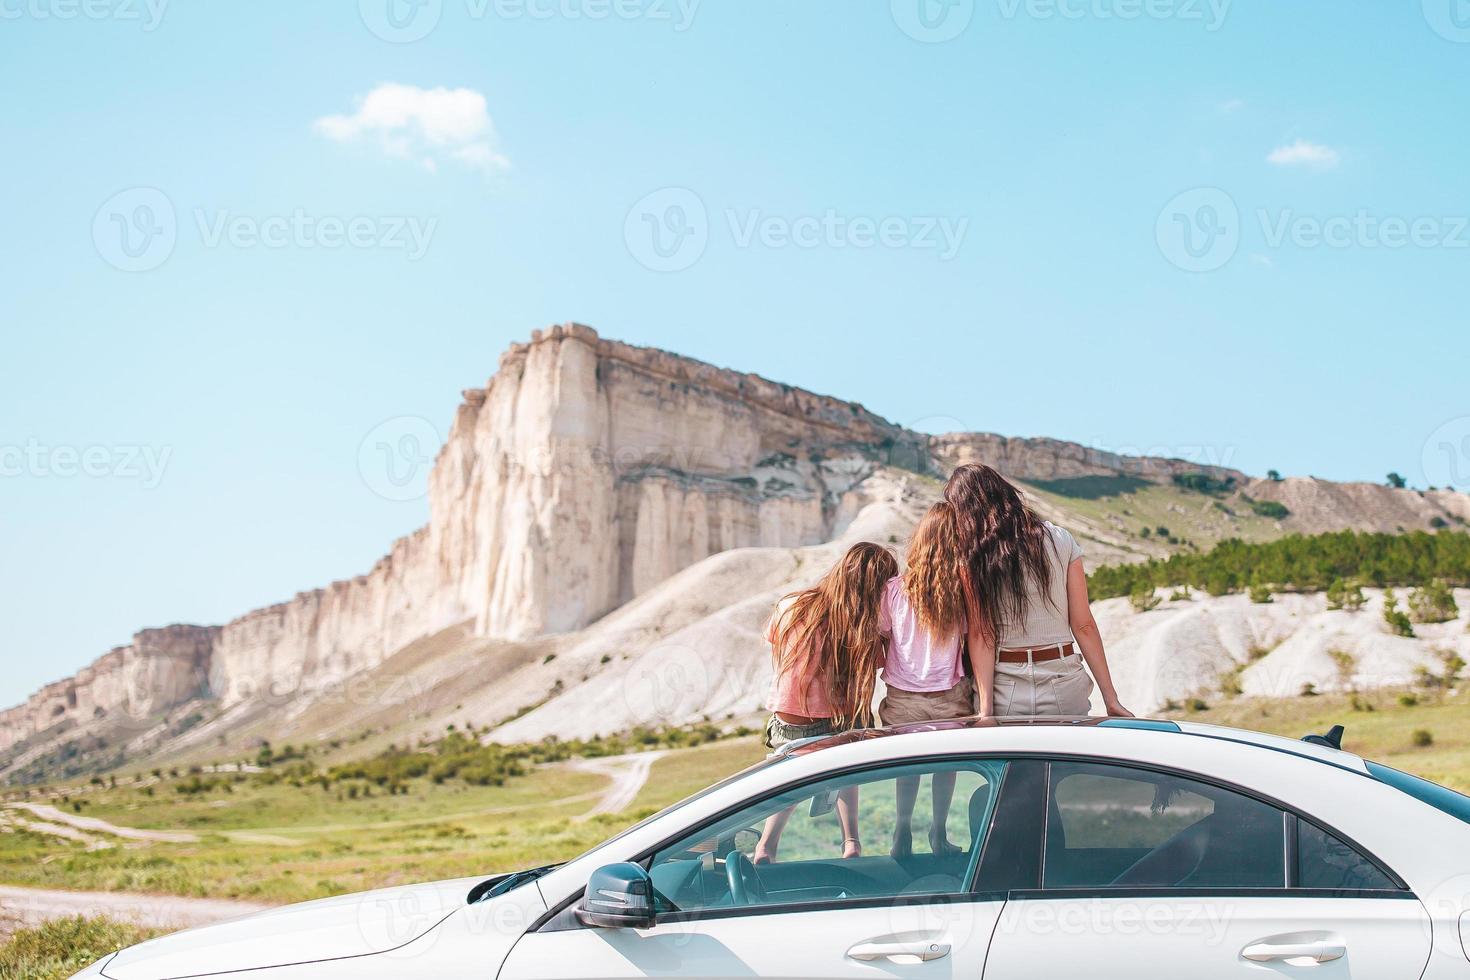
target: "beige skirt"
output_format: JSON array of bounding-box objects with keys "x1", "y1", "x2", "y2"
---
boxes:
[{"x1": 992, "y1": 653, "x2": 1094, "y2": 716}]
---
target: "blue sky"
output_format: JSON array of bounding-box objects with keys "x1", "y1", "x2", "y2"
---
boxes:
[{"x1": 3, "y1": 0, "x2": 1469, "y2": 705}]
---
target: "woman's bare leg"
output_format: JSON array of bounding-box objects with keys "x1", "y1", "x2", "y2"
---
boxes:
[
  {"x1": 891, "y1": 775, "x2": 919, "y2": 857},
  {"x1": 754, "y1": 806, "x2": 794, "y2": 865},
  {"x1": 836, "y1": 786, "x2": 861, "y2": 858},
  {"x1": 929, "y1": 771, "x2": 961, "y2": 856}
]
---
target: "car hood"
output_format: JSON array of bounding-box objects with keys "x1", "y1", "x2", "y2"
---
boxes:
[{"x1": 102, "y1": 874, "x2": 497, "y2": 979}]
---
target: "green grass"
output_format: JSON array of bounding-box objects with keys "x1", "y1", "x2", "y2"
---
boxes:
[
  {"x1": 0, "y1": 916, "x2": 159, "y2": 980},
  {"x1": 1023, "y1": 480, "x2": 1283, "y2": 553},
  {"x1": 1165, "y1": 689, "x2": 1470, "y2": 790},
  {"x1": 0, "y1": 738, "x2": 767, "y2": 905}
]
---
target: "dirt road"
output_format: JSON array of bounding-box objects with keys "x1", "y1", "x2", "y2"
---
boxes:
[
  {"x1": 0, "y1": 885, "x2": 270, "y2": 939},
  {"x1": 569, "y1": 751, "x2": 666, "y2": 817}
]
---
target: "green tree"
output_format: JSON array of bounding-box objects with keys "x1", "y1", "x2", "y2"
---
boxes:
[
  {"x1": 1382, "y1": 588, "x2": 1416, "y2": 638},
  {"x1": 1129, "y1": 581, "x2": 1161, "y2": 613},
  {"x1": 1326, "y1": 577, "x2": 1366, "y2": 611},
  {"x1": 1387, "y1": 472, "x2": 1407, "y2": 489},
  {"x1": 1267, "y1": 469, "x2": 1283, "y2": 482},
  {"x1": 1408, "y1": 579, "x2": 1459, "y2": 624}
]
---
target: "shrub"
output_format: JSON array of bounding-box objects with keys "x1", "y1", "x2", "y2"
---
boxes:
[
  {"x1": 1129, "y1": 582, "x2": 1161, "y2": 613},
  {"x1": 1408, "y1": 579, "x2": 1459, "y2": 624},
  {"x1": 1300, "y1": 682, "x2": 1318, "y2": 697},
  {"x1": 1169, "y1": 585, "x2": 1193, "y2": 601},
  {"x1": 1382, "y1": 589, "x2": 1416, "y2": 638},
  {"x1": 1387, "y1": 472, "x2": 1407, "y2": 489},
  {"x1": 1398, "y1": 693, "x2": 1420, "y2": 707},
  {"x1": 1326, "y1": 577, "x2": 1366, "y2": 611},
  {"x1": 1250, "y1": 499, "x2": 1290, "y2": 520},
  {"x1": 1248, "y1": 582, "x2": 1274, "y2": 604},
  {"x1": 1267, "y1": 469, "x2": 1283, "y2": 482},
  {"x1": 1412, "y1": 729, "x2": 1434, "y2": 748},
  {"x1": 1186, "y1": 697, "x2": 1209, "y2": 712}
]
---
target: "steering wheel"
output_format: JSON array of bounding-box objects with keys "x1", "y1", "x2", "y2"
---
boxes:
[{"x1": 726, "y1": 851, "x2": 769, "y2": 906}]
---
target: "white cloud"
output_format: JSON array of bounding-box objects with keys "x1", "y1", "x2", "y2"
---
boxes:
[
  {"x1": 1267, "y1": 138, "x2": 1340, "y2": 170},
  {"x1": 1218, "y1": 98, "x2": 1245, "y2": 114},
  {"x1": 314, "y1": 83, "x2": 509, "y2": 176}
]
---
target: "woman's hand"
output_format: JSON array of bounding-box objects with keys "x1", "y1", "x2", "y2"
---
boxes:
[{"x1": 1104, "y1": 698, "x2": 1134, "y2": 718}]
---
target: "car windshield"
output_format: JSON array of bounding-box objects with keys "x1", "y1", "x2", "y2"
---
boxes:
[{"x1": 1366, "y1": 761, "x2": 1470, "y2": 825}]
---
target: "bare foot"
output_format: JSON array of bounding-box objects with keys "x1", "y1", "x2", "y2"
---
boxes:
[
  {"x1": 842, "y1": 837, "x2": 861, "y2": 859},
  {"x1": 929, "y1": 828, "x2": 962, "y2": 857},
  {"x1": 890, "y1": 826, "x2": 913, "y2": 859}
]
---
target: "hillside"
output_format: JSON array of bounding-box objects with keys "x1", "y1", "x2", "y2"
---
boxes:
[{"x1": 5, "y1": 324, "x2": 1468, "y2": 783}]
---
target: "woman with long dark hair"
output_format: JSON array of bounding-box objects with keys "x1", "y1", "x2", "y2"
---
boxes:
[{"x1": 943, "y1": 463, "x2": 1132, "y2": 718}]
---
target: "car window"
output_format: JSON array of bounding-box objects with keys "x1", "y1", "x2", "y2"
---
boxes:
[
  {"x1": 1297, "y1": 819, "x2": 1398, "y2": 890},
  {"x1": 1045, "y1": 762, "x2": 1285, "y2": 889},
  {"x1": 648, "y1": 759, "x2": 1006, "y2": 915}
]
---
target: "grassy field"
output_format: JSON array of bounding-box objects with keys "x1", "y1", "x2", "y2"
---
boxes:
[
  {"x1": 0, "y1": 738, "x2": 767, "y2": 905},
  {"x1": 1, "y1": 688, "x2": 1466, "y2": 913},
  {"x1": 0, "y1": 917, "x2": 160, "y2": 980},
  {"x1": 1165, "y1": 688, "x2": 1470, "y2": 790}
]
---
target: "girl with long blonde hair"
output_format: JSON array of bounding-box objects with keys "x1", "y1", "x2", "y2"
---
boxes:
[
  {"x1": 754, "y1": 541, "x2": 897, "y2": 864},
  {"x1": 879, "y1": 501, "x2": 977, "y2": 856}
]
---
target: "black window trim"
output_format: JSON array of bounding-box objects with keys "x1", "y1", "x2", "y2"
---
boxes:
[{"x1": 532, "y1": 748, "x2": 1412, "y2": 932}]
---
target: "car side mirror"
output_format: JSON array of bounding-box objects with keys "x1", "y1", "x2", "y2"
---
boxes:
[{"x1": 575, "y1": 863, "x2": 656, "y2": 930}]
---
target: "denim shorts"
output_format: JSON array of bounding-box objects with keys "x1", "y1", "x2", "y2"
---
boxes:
[{"x1": 762, "y1": 715, "x2": 837, "y2": 751}]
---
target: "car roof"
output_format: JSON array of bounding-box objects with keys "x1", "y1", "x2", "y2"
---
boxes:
[{"x1": 780, "y1": 715, "x2": 1370, "y2": 775}]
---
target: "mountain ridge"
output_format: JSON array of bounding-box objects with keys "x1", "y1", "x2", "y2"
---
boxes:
[{"x1": 5, "y1": 324, "x2": 1466, "y2": 782}]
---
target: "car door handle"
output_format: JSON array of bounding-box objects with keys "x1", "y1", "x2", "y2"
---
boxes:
[
  {"x1": 846, "y1": 940, "x2": 951, "y2": 962},
  {"x1": 1241, "y1": 940, "x2": 1346, "y2": 963}
]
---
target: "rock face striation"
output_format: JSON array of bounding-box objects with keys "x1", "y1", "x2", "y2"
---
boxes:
[{"x1": 5, "y1": 324, "x2": 1468, "y2": 771}]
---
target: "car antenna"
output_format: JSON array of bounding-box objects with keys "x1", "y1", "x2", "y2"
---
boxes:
[{"x1": 1301, "y1": 724, "x2": 1345, "y2": 750}]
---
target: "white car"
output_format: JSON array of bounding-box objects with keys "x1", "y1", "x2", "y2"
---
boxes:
[{"x1": 76, "y1": 718, "x2": 1470, "y2": 978}]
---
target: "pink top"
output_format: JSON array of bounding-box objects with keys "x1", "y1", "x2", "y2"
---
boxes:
[
  {"x1": 764, "y1": 597, "x2": 833, "y2": 719},
  {"x1": 879, "y1": 576, "x2": 965, "y2": 693}
]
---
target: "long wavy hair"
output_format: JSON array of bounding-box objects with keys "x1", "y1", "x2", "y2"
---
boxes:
[
  {"x1": 944, "y1": 463, "x2": 1057, "y2": 644},
  {"x1": 771, "y1": 542, "x2": 897, "y2": 729},
  {"x1": 903, "y1": 502, "x2": 968, "y2": 637}
]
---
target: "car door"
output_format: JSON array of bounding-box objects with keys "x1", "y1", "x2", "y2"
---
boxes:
[
  {"x1": 498, "y1": 757, "x2": 1025, "y2": 980},
  {"x1": 982, "y1": 759, "x2": 1431, "y2": 979}
]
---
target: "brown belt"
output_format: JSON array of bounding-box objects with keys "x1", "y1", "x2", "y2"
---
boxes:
[{"x1": 997, "y1": 642, "x2": 1075, "y2": 664}]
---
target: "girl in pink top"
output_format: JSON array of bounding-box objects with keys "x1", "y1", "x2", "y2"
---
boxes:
[
  {"x1": 754, "y1": 542, "x2": 897, "y2": 864},
  {"x1": 879, "y1": 502, "x2": 978, "y2": 857}
]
